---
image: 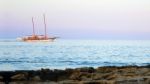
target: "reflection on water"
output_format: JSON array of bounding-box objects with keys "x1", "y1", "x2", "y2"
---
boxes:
[{"x1": 0, "y1": 39, "x2": 150, "y2": 70}]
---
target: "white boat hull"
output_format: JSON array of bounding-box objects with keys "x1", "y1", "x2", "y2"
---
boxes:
[
  {"x1": 23, "y1": 39, "x2": 55, "y2": 42},
  {"x1": 17, "y1": 38, "x2": 56, "y2": 42}
]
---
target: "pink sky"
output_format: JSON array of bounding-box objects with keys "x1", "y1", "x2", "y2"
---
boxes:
[{"x1": 0, "y1": 0, "x2": 150, "y2": 39}]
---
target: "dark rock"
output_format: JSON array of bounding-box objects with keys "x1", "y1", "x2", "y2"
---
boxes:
[
  {"x1": 75, "y1": 67, "x2": 95, "y2": 73},
  {"x1": 31, "y1": 76, "x2": 41, "y2": 81},
  {"x1": 0, "y1": 65, "x2": 149, "y2": 83}
]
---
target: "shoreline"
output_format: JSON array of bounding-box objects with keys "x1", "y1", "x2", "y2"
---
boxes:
[{"x1": 0, "y1": 65, "x2": 149, "y2": 84}]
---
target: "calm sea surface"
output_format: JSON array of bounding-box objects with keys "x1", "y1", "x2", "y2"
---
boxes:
[{"x1": 0, "y1": 39, "x2": 150, "y2": 71}]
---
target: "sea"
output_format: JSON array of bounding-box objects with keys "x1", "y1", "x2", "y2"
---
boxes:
[{"x1": 0, "y1": 39, "x2": 150, "y2": 71}]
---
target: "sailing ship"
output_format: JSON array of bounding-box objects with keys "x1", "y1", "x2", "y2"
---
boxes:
[{"x1": 18, "y1": 14, "x2": 57, "y2": 42}]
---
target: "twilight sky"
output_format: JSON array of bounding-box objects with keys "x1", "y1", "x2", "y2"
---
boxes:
[{"x1": 0, "y1": 0, "x2": 150, "y2": 39}]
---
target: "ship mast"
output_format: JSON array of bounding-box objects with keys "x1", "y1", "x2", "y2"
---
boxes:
[
  {"x1": 43, "y1": 14, "x2": 47, "y2": 39},
  {"x1": 32, "y1": 17, "x2": 35, "y2": 36}
]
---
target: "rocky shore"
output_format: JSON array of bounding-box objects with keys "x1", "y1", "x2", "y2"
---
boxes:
[{"x1": 0, "y1": 65, "x2": 149, "y2": 84}]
